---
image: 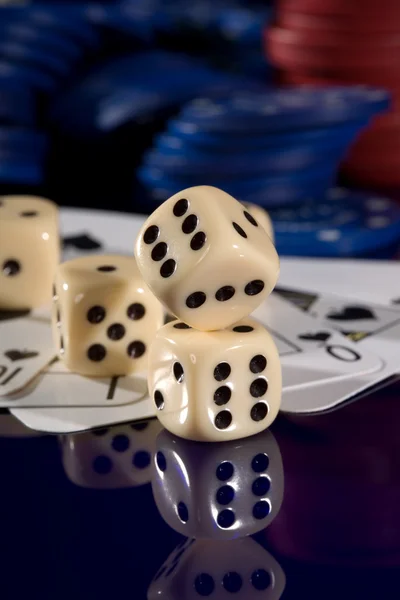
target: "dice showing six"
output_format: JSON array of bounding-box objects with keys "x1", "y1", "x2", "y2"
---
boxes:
[
  {"x1": 135, "y1": 186, "x2": 279, "y2": 331},
  {"x1": 148, "y1": 537, "x2": 286, "y2": 600},
  {"x1": 152, "y1": 429, "x2": 284, "y2": 539},
  {"x1": 0, "y1": 195, "x2": 59, "y2": 310},
  {"x1": 52, "y1": 254, "x2": 164, "y2": 376},
  {"x1": 60, "y1": 419, "x2": 162, "y2": 488},
  {"x1": 148, "y1": 317, "x2": 281, "y2": 442}
]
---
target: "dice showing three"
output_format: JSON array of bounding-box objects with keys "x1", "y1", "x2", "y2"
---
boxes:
[
  {"x1": 152, "y1": 429, "x2": 284, "y2": 539},
  {"x1": 149, "y1": 317, "x2": 281, "y2": 441},
  {"x1": 0, "y1": 195, "x2": 59, "y2": 310},
  {"x1": 60, "y1": 419, "x2": 162, "y2": 488},
  {"x1": 52, "y1": 255, "x2": 164, "y2": 376},
  {"x1": 135, "y1": 186, "x2": 279, "y2": 331},
  {"x1": 148, "y1": 538, "x2": 286, "y2": 600}
]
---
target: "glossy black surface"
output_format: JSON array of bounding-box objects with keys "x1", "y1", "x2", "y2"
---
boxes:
[{"x1": 2, "y1": 378, "x2": 400, "y2": 599}]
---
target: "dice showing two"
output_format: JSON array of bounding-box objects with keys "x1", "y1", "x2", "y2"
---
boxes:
[{"x1": 135, "y1": 186, "x2": 281, "y2": 442}]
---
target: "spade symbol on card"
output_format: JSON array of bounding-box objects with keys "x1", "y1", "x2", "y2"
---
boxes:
[
  {"x1": 392, "y1": 298, "x2": 400, "y2": 305},
  {"x1": 298, "y1": 331, "x2": 331, "y2": 342},
  {"x1": 0, "y1": 309, "x2": 30, "y2": 322},
  {"x1": 326, "y1": 306, "x2": 376, "y2": 321},
  {"x1": 62, "y1": 233, "x2": 102, "y2": 251},
  {"x1": 5, "y1": 349, "x2": 39, "y2": 362}
]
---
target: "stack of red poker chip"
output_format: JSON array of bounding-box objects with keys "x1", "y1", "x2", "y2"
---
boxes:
[{"x1": 264, "y1": 0, "x2": 400, "y2": 190}]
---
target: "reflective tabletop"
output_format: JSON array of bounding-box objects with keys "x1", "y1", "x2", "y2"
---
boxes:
[{"x1": 2, "y1": 377, "x2": 400, "y2": 599}]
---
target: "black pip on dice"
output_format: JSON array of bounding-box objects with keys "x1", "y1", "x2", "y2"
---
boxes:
[{"x1": 135, "y1": 185, "x2": 282, "y2": 441}]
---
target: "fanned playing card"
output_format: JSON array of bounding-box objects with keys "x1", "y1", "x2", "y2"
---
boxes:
[
  {"x1": 276, "y1": 287, "x2": 400, "y2": 413},
  {"x1": 253, "y1": 294, "x2": 383, "y2": 390},
  {"x1": 0, "y1": 316, "x2": 56, "y2": 396}
]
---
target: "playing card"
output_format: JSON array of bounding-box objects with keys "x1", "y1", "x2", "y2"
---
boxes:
[
  {"x1": 279, "y1": 257, "x2": 400, "y2": 307},
  {"x1": 253, "y1": 294, "x2": 383, "y2": 390},
  {"x1": 276, "y1": 287, "x2": 400, "y2": 413},
  {"x1": 0, "y1": 316, "x2": 56, "y2": 396},
  {"x1": 1, "y1": 362, "x2": 147, "y2": 408},
  {"x1": 11, "y1": 393, "x2": 155, "y2": 434}
]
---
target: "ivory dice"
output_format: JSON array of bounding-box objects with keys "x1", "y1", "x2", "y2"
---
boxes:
[
  {"x1": 0, "y1": 195, "x2": 59, "y2": 310},
  {"x1": 135, "y1": 186, "x2": 279, "y2": 331}
]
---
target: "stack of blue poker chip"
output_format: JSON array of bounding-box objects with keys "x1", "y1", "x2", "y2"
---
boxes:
[
  {"x1": 139, "y1": 87, "x2": 390, "y2": 208},
  {"x1": 271, "y1": 188, "x2": 400, "y2": 259},
  {"x1": 0, "y1": 5, "x2": 99, "y2": 95},
  {"x1": 50, "y1": 51, "x2": 261, "y2": 137}
]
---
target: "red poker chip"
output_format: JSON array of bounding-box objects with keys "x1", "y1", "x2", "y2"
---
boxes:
[
  {"x1": 343, "y1": 160, "x2": 400, "y2": 188},
  {"x1": 278, "y1": 10, "x2": 400, "y2": 33},
  {"x1": 276, "y1": 68, "x2": 400, "y2": 90},
  {"x1": 267, "y1": 29, "x2": 400, "y2": 70},
  {"x1": 267, "y1": 25, "x2": 400, "y2": 51},
  {"x1": 278, "y1": 0, "x2": 400, "y2": 18}
]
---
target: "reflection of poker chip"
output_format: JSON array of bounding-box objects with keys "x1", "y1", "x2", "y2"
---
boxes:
[{"x1": 273, "y1": 189, "x2": 400, "y2": 258}]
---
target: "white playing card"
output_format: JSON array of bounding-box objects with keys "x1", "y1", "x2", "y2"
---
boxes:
[
  {"x1": 277, "y1": 287, "x2": 400, "y2": 413},
  {"x1": 279, "y1": 257, "x2": 400, "y2": 307},
  {"x1": 253, "y1": 294, "x2": 383, "y2": 390},
  {"x1": 1, "y1": 365, "x2": 147, "y2": 408},
  {"x1": 11, "y1": 393, "x2": 155, "y2": 434},
  {"x1": 0, "y1": 316, "x2": 56, "y2": 396}
]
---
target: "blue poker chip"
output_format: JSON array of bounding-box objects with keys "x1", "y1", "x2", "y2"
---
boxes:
[
  {"x1": 166, "y1": 118, "x2": 369, "y2": 151},
  {"x1": 0, "y1": 128, "x2": 48, "y2": 155},
  {"x1": 0, "y1": 22, "x2": 83, "y2": 62},
  {"x1": 178, "y1": 88, "x2": 390, "y2": 132},
  {"x1": 143, "y1": 144, "x2": 343, "y2": 177},
  {"x1": 0, "y1": 159, "x2": 44, "y2": 185},
  {"x1": 273, "y1": 189, "x2": 400, "y2": 258},
  {"x1": 0, "y1": 89, "x2": 36, "y2": 126},
  {"x1": 216, "y1": 7, "x2": 273, "y2": 46},
  {"x1": 0, "y1": 41, "x2": 72, "y2": 77},
  {"x1": 138, "y1": 163, "x2": 336, "y2": 208},
  {"x1": 0, "y1": 59, "x2": 57, "y2": 92}
]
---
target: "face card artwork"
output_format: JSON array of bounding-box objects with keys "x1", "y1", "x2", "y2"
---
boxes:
[
  {"x1": 253, "y1": 294, "x2": 383, "y2": 391},
  {"x1": 0, "y1": 317, "x2": 56, "y2": 396}
]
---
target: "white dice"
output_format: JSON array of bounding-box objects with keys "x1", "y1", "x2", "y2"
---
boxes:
[
  {"x1": 152, "y1": 429, "x2": 284, "y2": 539},
  {"x1": 60, "y1": 419, "x2": 162, "y2": 488},
  {"x1": 148, "y1": 538, "x2": 286, "y2": 600},
  {"x1": 52, "y1": 254, "x2": 164, "y2": 376},
  {"x1": 0, "y1": 195, "x2": 60, "y2": 310},
  {"x1": 148, "y1": 317, "x2": 281, "y2": 442},
  {"x1": 135, "y1": 186, "x2": 279, "y2": 331}
]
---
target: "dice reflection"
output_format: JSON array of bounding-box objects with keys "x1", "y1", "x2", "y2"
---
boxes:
[
  {"x1": 152, "y1": 429, "x2": 284, "y2": 539},
  {"x1": 148, "y1": 537, "x2": 285, "y2": 600},
  {"x1": 60, "y1": 418, "x2": 162, "y2": 488}
]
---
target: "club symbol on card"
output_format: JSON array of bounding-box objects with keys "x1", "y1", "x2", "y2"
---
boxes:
[
  {"x1": 298, "y1": 331, "x2": 331, "y2": 342},
  {"x1": 4, "y1": 349, "x2": 39, "y2": 362},
  {"x1": 326, "y1": 306, "x2": 376, "y2": 321},
  {"x1": 62, "y1": 233, "x2": 102, "y2": 251}
]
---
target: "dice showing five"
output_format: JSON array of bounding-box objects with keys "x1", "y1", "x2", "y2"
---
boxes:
[
  {"x1": 151, "y1": 429, "x2": 284, "y2": 539},
  {"x1": 148, "y1": 537, "x2": 286, "y2": 600},
  {"x1": 135, "y1": 186, "x2": 279, "y2": 331},
  {"x1": 0, "y1": 195, "x2": 59, "y2": 310},
  {"x1": 60, "y1": 418, "x2": 162, "y2": 488},
  {"x1": 148, "y1": 317, "x2": 281, "y2": 442},
  {"x1": 52, "y1": 254, "x2": 164, "y2": 376}
]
